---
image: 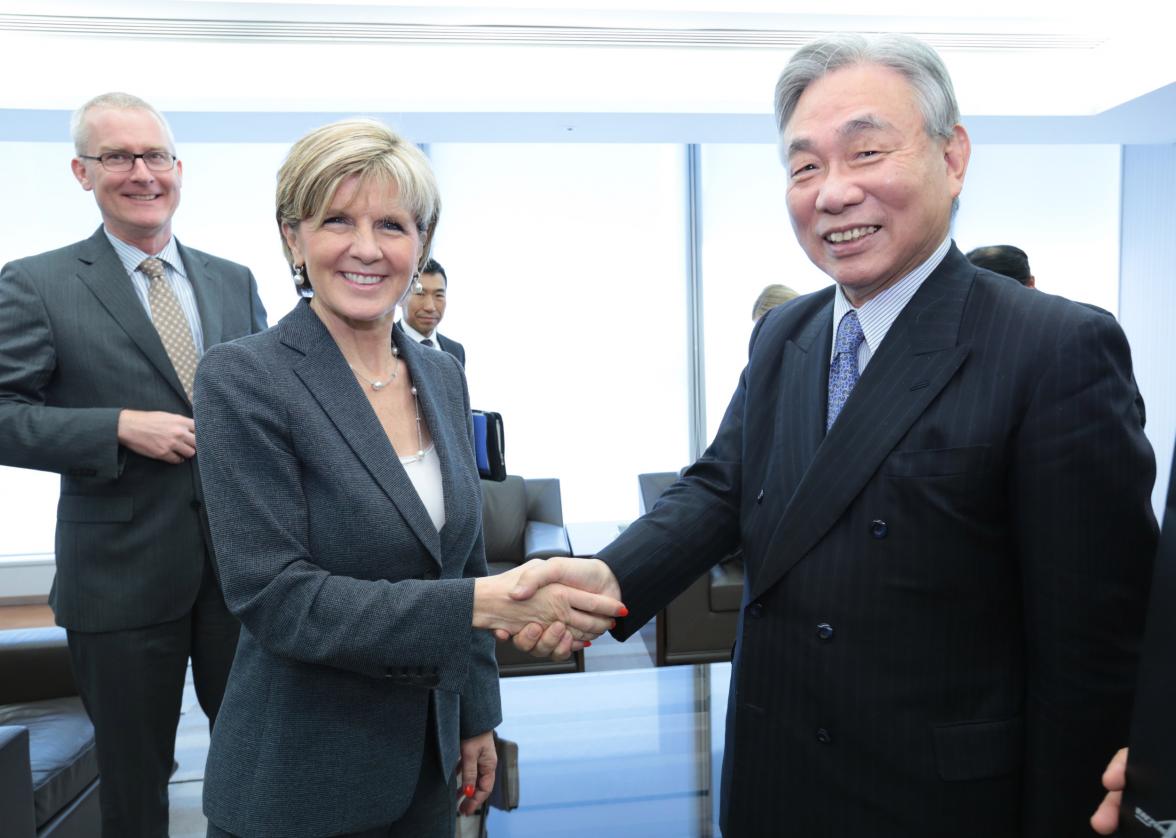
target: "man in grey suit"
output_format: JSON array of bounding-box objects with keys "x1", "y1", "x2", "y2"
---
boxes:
[
  {"x1": 508, "y1": 34, "x2": 1157, "y2": 836},
  {"x1": 397, "y1": 257, "x2": 466, "y2": 366},
  {"x1": 0, "y1": 92, "x2": 266, "y2": 836}
]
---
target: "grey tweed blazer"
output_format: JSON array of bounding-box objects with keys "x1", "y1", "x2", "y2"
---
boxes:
[{"x1": 195, "y1": 300, "x2": 501, "y2": 836}]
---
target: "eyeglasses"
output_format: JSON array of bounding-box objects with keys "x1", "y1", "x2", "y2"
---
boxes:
[{"x1": 78, "y1": 151, "x2": 177, "y2": 172}]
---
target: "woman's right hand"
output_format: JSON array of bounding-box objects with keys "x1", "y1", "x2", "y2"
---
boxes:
[{"x1": 472, "y1": 559, "x2": 625, "y2": 642}]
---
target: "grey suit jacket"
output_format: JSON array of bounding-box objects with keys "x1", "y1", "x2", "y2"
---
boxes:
[
  {"x1": 195, "y1": 300, "x2": 501, "y2": 836},
  {"x1": 601, "y1": 244, "x2": 1157, "y2": 837},
  {"x1": 0, "y1": 226, "x2": 266, "y2": 632}
]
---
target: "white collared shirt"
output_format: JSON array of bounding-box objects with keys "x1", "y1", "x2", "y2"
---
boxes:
[
  {"x1": 104, "y1": 229, "x2": 205, "y2": 355},
  {"x1": 401, "y1": 319, "x2": 442, "y2": 350},
  {"x1": 830, "y1": 236, "x2": 951, "y2": 373}
]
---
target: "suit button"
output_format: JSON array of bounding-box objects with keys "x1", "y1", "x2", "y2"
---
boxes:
[
  {"x1": 756, "y1": 489, "x2": 765, "y2": 504},
  {"x1": 870, "y1": 519, "x2": 888, "y2": 539},
  {"x1": 816, "y1": 623, "x2": 834, "y2": 641},
  {"x1": 816, "y1": 727, "x2": 832, "y2": 744},
  {"x1": 748, "y1": 602, "x2": 764, "y2": 619}
]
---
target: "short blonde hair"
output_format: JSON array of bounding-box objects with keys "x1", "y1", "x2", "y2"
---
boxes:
[
  {"x1": 752, "y1": 283, "x2": 798, "y2": 321},
  {"x1": 276, "y1": 118, "x2": 440, "y2": 292}
]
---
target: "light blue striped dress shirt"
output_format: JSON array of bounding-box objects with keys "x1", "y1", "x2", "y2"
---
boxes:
[
  {"x1": 830, "y1": 236, "x2": 950, "y2": 374},
  {"x1": 104, "y1": 229, "x2": 206, "y2": 355}
]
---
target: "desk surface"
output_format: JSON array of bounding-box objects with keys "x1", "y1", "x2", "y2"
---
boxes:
[{"x1": 565, "y1": 520, "x2": 628, "y2": 557}]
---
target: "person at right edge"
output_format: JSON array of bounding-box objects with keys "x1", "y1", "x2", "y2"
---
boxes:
[
  {"x1": 505, "y1": 33, "x2": 1158, "y2": 837},
  {"x1": 1091, "y1": 439, "x2": 1176, "y2": 835}
]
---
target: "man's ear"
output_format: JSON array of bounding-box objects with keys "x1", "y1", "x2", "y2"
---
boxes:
[
  {"x1": 71, "y1": 158, "x2": 93, "y2": 191},
  {"x1": 944, "y1": 123, "x2": 971, "y2": 199}
]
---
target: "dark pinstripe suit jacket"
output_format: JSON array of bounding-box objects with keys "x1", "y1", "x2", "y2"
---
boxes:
[
  {"x1": 194, "y1": 300, "x2": 501, "y2": 836},
  {"x1": 0, "y1": 226, "x2": 266, "y2": 632},
  {"x1": 601, "y1": 244, "x2": 1158, "y2": 837}
]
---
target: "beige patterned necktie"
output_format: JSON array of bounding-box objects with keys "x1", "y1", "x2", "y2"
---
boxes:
[{"x1": 139, "y1": 257, "x2": 198, "y2": 401}]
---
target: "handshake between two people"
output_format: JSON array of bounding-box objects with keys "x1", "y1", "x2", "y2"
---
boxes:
[{"x1": 472, "y1": 557, "x2": 626, "y2": 662}]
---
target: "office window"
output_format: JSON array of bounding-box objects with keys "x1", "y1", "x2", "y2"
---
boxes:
[
  {"x1": 429, "y1": 143, "x2": 690, "y2": 522},
  {"x1": 698, "y1": 144, "x2": 832, "y2": 444}
]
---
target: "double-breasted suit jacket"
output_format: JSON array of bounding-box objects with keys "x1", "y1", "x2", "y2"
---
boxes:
[
  {"x1": 194, "y1": 300, "x2": 501, "y2": 836},
  {"x1": 0, "y1": 226, "x2": 266, "y2": 631},
  {"x1": 601, "y1": 245, "x2": 1157, "y2": 837}
]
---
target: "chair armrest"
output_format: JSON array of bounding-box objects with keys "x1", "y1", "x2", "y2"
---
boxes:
[
  {"x1": 523, "y1": 521, "x2": 572, "y2": 560},
  {"x1": 0, "y1": 627, "x2": 77, "y2": 704},
  {"x1": 0, "y1": 726, "x2": 37, "y2": 837}
]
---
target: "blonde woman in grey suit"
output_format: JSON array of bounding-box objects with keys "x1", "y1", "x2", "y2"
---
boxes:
[{"x1": 194, "y1": 119, "x2": 624, "y2": 838}]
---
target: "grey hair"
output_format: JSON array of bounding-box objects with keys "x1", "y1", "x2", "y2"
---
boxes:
[
  {"x1": 774, "y1": 33, "x2": 960, "y2": 141},
  {"x1": 71, "y1": 92, "x2": 177, "y2": 156}
]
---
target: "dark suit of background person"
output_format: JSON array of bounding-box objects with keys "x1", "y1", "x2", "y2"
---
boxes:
[
  {"x1": 593, "y1": 38, "x2": 1158, "y2": 837},
  {"x1": 398, "y1": 258, "x2": 466, "y2": 366},
  {"x1": 194, "y1": 302, "x2": 501, "y2": 836},
  {"x1": 0, "y1": 95, "x2": 266, "y2": 836}
]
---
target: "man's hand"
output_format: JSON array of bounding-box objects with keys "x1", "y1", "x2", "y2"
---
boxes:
[
  {"x1": 457, "y1": 730, "x2": 496, "y2": 816},
  {"x1": 117, "y1": 409, "x2": 196, "y2": 463},
  {"x1": 498, "y1": 557, "x2": 624, "y2": 659},
  {"x1": 1091, "y1": 747, "x2": 1128, "y2": 835},
  {"x1": 472, "y1": 559, "x2": 625, "y2": 647}
]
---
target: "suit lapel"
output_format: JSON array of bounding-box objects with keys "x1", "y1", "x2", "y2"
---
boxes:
[
  {"x1": 750, "y1": 248, "x2": 974, "y2": 601},
  {"x1": 774, "y1": 300, "x2": 832, "y2": 492},
  {"x1": 179, "y1": 241, "x2": 222, "y2": 348},
  {"x1": 285, "y1": 304, "x2": 444, "y2": 567},
  {"x1": 74, "y1": 228, "x2": 190, "y2": 405}
]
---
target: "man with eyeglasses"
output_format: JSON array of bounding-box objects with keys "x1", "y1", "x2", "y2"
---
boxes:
[{"x1": 0, "y1": 92, "x2": 266, "y2": 837}]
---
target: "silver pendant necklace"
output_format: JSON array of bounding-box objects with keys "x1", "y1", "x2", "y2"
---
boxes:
[
  {"x1": 349, "y1": 345, "x2": 399, "y2": 391},
  {"x1": 403, "y1": 385, "x2": 427, "y2": 462}
]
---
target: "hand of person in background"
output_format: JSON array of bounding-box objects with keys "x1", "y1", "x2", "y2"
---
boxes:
[
  {"x1": 472, "y1": 559, "x2": 625, "y2": 654},
  {"x1": 1090, "y1": 747, "x2": 1128, "y2": 835},
  {"x1": 456, "y1": 730, "x2": 497, "y2": 816},
  {"x1": 497, "y1": 557, "x2": 625, "y2": 659},
  {"x1": 117, "y1": 409, "x2": 197, "y2": 463}
]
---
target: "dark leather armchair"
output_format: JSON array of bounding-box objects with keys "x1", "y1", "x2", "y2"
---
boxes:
[
  {"x1": 480, "y1": 476, "x2": 583, "y2": 675},
  {"x1": 638, "y1": 472, "x2": 742, "y2": 666},
  {"x1": 0, "y1": 626, "x2": 100, "y2": 837}
]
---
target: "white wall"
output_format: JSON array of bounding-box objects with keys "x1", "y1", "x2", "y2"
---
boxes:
[
  {"x1": 956, "y1": 144, "x2": 1123, "y2": 314},
  {"x1": 1120, "y1": 144, "x2": 1176, "y2": 514}
]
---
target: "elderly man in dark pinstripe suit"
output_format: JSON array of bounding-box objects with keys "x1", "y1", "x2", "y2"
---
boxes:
[{"x1": 509, "y1": 33, "x2": 1158, "y2": 837}]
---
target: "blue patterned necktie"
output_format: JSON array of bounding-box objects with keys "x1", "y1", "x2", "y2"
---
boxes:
[{"x1": 826, "y1": 310, "x2": 864, "y2": 430}]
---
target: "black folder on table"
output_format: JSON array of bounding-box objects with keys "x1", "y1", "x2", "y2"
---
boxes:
[
  {"x1": 471, "y1": 410, "x2": 506, "y2": 482},
  {"x1": 1119, "y1": 445, "x2": 1176, "y2": 835}
]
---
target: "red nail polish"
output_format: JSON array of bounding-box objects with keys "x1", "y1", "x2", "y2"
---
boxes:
[
  {"x1": 463, "y1": 784, "x2": 475, "y2": 798},
  {"x1": 618, "y1": 606, "x2": 629, "y2": 617},
  {"x1": 583, "y1": 640, "x2": 592, "y2": 647}
]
